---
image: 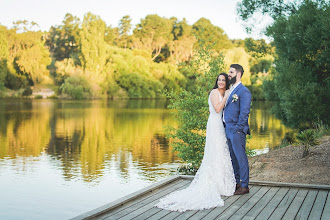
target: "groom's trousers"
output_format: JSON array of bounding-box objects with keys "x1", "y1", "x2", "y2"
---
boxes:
[{"x1": 226, "y1": 130, "x2": 249, "y2": 188}]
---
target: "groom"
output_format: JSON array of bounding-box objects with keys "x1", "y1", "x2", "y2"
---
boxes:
[{"x1": 223, "y1": 64, "x2": 252, "y2": 195}]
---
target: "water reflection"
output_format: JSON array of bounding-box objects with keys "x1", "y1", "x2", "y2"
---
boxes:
[
  {"x1": 248, "y1": 101, "x2": 293, "y2": 151},
  {"x1": 0, "y1": 99, "x2": 293, "y2": 181},
  {"x1": 0, "y1": 99, "x2": 177, "y2": 183}
]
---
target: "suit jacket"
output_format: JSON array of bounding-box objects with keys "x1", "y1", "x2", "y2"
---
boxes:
[{"x1": 224, "y1": 83, "x2": 251, "y2": 135}]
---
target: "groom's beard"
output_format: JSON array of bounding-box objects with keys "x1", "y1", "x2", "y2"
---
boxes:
[{"x1": 228, "y1": 75, "x2": 237, "y2": 85}]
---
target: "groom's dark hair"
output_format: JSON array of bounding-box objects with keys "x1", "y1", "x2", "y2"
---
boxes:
[{"x1": 230, "y1": 64, "x2": 244, "y2": 77}]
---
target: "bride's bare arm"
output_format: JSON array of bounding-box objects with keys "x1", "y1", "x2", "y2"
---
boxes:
[{"x1": 210, "y1": 89, "x2": 229, "y2": 113}]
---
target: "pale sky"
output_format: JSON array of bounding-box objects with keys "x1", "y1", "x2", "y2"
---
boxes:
[{"x1": 0, "y1": 0, "x2": 270, "y2": 40}]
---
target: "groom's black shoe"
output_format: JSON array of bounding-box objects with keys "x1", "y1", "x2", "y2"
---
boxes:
[
  {"x1": 236, "y1": 184, "x2": 241, "y2": 190},
  {"x1": 234, "y1": 187, "x2": 249, "y2": 195}
]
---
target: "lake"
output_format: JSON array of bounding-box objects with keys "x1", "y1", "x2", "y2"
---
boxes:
[{"x1": 0, "y1": 99, "x2": 291, "y2": 219}]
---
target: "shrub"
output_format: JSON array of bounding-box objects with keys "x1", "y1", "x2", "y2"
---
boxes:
[
  {"x1": 296, "y1": 129, "x2": 319, "y2": 158},
  {"x1": 34, "y1": 95, "x2": 43, "y2": 99},
  {"x1": 60, "y1": 76, "x2": 92, "y2": 99},
  {"x1": 22, "y1": 87, "x2": 32, "y2": 96}
]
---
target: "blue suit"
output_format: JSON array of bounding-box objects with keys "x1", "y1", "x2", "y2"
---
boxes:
[{"x1": 224, "y1": 83, "x2": 251, "y2": 188}]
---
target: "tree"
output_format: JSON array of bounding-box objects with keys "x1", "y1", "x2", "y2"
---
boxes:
[
  {"x1": 192, "y1": 18, "x2": 232, "y2": 51},
  {"x1": 5, "y1": 26, "x2": 51, "y2": 86},
  {"x1": 168, "y1": 18, "x2": 196, "y2": 63},
  {"x1": 0, "y1": 26, "x2": 8, "y2": 91},
  {"x1": 46, "y1": 13, "x2": 81, "y2": 62},
  {"x1": 79, "y1": 12, "x2": 107, "y2": 74},
  {"x1": 238, "y1": 0, "x2": 330, "y2": 127},
  {"x1": 104, "y1": 25, "x2": 120, "y2": 46},
  {"x1": 118, "y1": 15, "x2": 132, "y2": 49},
  {"x1": 133, "y1": 15, "x2": 173, "y2": 61},
  {"x1": 244, "y1": 38, "x2": 273, "y2": 59}
]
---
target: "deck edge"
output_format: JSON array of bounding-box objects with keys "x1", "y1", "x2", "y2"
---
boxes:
[{"x1": 249, "y1": 180, "x2": 330, "y2": 190}]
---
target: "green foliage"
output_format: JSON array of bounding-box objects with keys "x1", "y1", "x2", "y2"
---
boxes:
[
  {"x1": 192, "y1": 18, "x2": 232, "y2": 51},
  {"x1": 80, "y1": 12, "x2": 107, "y2": 74},
  {"x1": 34, "y1": 94, "x2": 43, "y2": 99},
  {"x1": 244, "y1": 38, "x2": 274, "y2": 59},
  {"x1": 0, "y1": 26, "x2": 8, "y2": 91},
  {"x1": 118, "y1": 15, "x2": 132, "y2": 49},
  {"x1": 166, "y1": 39, "x2": 225, "y2": 167},
  {"x1": 22, "y1": 87, "x2": 32, "y2": 96},
  {"x1": 296, "y1": 129, "x2": 319, "y2": 157},
  {"x1": 59, "y1": 76, "x2": 92, "y2": 99},
  {"x1": 4, "y1": 27, "x2": 51, "y2": 86},
  {"x1": 312, "y1": 119, "x2": 329, "y2": 138},
  {"x1": 239, "y1": 0, "x2": 330, "y2": 128},
  {"x1": 46, "y1": 13, "x2": 81, "y2": 62},
  {"x1": 133, "y1": 14, "x2": 174, "y2": 61},
  {"x1": 117, "y1": 72, "x2": 162, "y2": 98}
]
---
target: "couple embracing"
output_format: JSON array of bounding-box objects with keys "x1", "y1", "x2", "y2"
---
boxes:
[{"x1": 155, "y1": 64, "x2": 252, "y2": 212}]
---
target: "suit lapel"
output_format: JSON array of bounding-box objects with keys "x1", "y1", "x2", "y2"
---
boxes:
[{"x1": 226, "y1": 83, "x2": 242, "y2": 106}]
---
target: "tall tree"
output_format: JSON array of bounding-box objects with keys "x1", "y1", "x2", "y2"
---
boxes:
[
  {"x1": 118, "y1": 15, "x2": 132, "y2": 49},
  {"x1": 0, "y1": 26, "x2": 8, "y2": 90},
  {"x1": 169, "y1": 18, "x2": 196, "y2": 63},
  {"x1": 133, "y1": 15, "x2": 173, "y2": 61},
  {"x1": 46, "y1": 13, "x2": 80, "y2": 62},
  {"x1": 104, "y1": 25, "x2": 120, "y2": 46},
  {"x1": 192, "y1": 18, "x2": 232, "y2": 51},
  {"x1": 79, "y1": 12, "x2": 107, "y2": 74}
]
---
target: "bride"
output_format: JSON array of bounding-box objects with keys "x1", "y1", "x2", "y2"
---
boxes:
[{"x1": 155, "y1": 73, "x2": 236, "y2": 212}]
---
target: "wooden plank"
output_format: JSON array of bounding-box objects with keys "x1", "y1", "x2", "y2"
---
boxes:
[
  {"x1": 101, "y1": 180, "x2": 190, "y2": 220},
  {"x1": 110, "y1": 181, "x2": 191, "y2": 220},
  {"x1": 309, "y1": 190, "x2": 328, "y2": 220},
  {"x1": 71, "y1": 175, "x2": 182, "y2": 220},
  {"x1": 255, "y1": 187, "x2": 290, "y2": 220},
  {"x1": 242, "y1": 187, "x2": 280, "y2": 220},
  {"x1": 160, "y1": 211, "x2": 183, "y2": 220},
  {"x1": 188, "y1": 207, "x2": 216, "y2": 220},
  {"x1": 95, "y1": 179, "x2": 187, "y2": 220},
  {"x1": 282, "y1": 188, "x2": 309, "y2": 219},
  {"x1": 250, "y1": 180, "x2": 330, "y2": 190},
  {"x1": 296, "y1": 190, "x2": 318, "y2": 220},
  {"x1": 131, "y1": 207, "x2": 162, "y2": 220},
  {"x1": 228, "y1": 186, "x2": 271, "y2": 219},
  {"x1": 168, "y1": 210, "x2": 198, "y2": 219},
  {"x1": 214, "y1": 186, "x2": 261, "y2": 219},
  {"x1": 268, "y1": 188, "x2": 299, "y2": 220},
  {"x1": 145, "y1": 209, "x2": 172, "y2": 219},
  {"x1": 321, "y1": 191, "x2": 330, "y2": 220},
  {"x1": 201, "y1": 187, "x2": 255, "y2": 220}
]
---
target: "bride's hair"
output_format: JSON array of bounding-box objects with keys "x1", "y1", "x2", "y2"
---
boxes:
[{"x1": 212, "y1": 72, "x2": 229, "y2": 90}]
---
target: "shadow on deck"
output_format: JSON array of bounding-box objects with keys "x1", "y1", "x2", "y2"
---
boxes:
[{"x1": 71, "y1": 175, "x2": 330, "y2": 220}]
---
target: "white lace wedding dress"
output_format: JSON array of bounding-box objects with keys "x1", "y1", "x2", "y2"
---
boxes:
[{"x1": 155, "y1": 91, "x2": 236, "y2": 212}]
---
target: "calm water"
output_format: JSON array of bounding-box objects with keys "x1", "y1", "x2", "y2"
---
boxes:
[{"x1": 0, "y1": 99, "x2": 291, "y2": 219}]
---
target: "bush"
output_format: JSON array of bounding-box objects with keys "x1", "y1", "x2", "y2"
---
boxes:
[
  {"x1": 296, "y1": 129, "x2": 319, "y2": 158},
  {"x1": 60, "y1": 76, "x2": 92, "y2": 99},
  {"x1": 34, "y1": 95, "x2": 43, "y2": 99},
  {"x1": 22, "y1": 87, "x2": 32, "y2": 96}
]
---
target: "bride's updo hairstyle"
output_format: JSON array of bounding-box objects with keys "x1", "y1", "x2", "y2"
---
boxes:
[{"x1": 212, "y1": 72, "x2": 229, "y2": 90}]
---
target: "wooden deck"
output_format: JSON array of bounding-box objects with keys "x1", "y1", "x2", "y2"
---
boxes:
[{"x1": 71, "y1": 175, "x2": 330, "y2": 220}]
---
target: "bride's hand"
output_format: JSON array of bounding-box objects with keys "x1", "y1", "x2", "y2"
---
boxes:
[{"x1": 224, "y1": 90, "x2": 230, "y2": 99}]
